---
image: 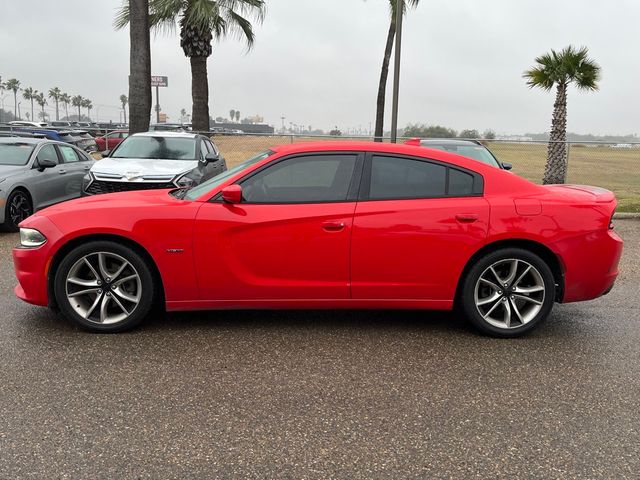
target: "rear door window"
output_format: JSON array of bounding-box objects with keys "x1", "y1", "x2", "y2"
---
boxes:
[{"x1": 58, "y1": 145, "x2": 81, "y2": 163}]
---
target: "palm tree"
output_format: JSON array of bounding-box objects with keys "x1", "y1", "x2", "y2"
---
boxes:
[
  {"x1": 115, "y1": 0, "x2": 266, "y2": 132},
  {"x1": 373, "y1": 0, "x2": 420, "y2": 142},
  {"x1": 180, "y1": 107, "x2": 187, "y2": 124},
  {"x1": 34, "y1": 92, "x2": 47, "y2": 121},
  {"x1": 72, "y1": 95, "x2": 84, "y2": 121},
  {"x1": 48, "y1": 87, "x2": 63, "y2": 121},
  {"x1": 116, "y1": 0, "x2": 151, "y2": 133},
  {"x1": 524, "y1": 46, "x2": 601, "y2": 184},
  {"x1": 235, "y1": 110, "x2": 240, "y2": 122},
  {"x1": 82, "y1": 98, "x2": 93, "y2": 120},
  {"x1": 229, "y1": 109, "x2": 236, "y2": 123},
  {"x1": 60, "y1": 93, "x2": 71, "y2": 120},
  {"x1": 5, "y1": 78, "x2": 21, "y2": 118},
  {"x1": 120, "y1": 94, "x2": 128, "y2": 123},
  {"x1": 22, "y1": 87, "x2": 37, "y2": 122}
]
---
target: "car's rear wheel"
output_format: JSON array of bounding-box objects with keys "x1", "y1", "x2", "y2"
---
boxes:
[
  {"x1": 54, "y1": 241, "x2": 155, "y2": 332},
  {"x1": 460, "y1": 248, "x2": 555, "y2": 338},
  {"x1": 2, "y1": 189, "x2": 33, "y2": 232}
]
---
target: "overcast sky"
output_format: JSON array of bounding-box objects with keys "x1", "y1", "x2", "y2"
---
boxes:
[{"x1": 1, "y1": 0, "x2": 638, "y2": 134}]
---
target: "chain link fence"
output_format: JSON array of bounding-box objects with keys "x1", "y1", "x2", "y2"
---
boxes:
[{"x1": 204, "y1": 133, "x2": 639, "y2": 213}]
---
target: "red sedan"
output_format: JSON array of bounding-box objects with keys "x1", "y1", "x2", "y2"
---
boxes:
[
  {"x1": 95, "y1": 130, "x2": 129, "y2": 152},
  {"x1": 13, "y1": 142, "x2": 623, "y2": 337}
]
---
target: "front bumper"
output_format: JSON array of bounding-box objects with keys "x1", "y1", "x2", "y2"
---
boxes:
[{"x1": 12, "y1": 217, "x2": 63, "y2": 307}]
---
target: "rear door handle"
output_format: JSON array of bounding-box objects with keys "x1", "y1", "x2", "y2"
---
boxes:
[
  {"x1": 455, "y1": 214, "x2": 478, "y2": 223},
  {"x1": 322, "y1": 221, "x2": 345, "y2": 232}
]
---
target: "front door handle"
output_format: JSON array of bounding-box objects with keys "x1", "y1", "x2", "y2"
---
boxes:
[
  {"x1": 322, "y1": 221, "x2": 345, "y2": 232},
  {"x1": 58, "y1": 169, "x2": 67, "y2": 175},
  {"x1": 455, "y1": 213, "x2": 478, "y2": 223}
]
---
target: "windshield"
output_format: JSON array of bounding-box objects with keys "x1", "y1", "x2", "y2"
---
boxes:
[
  {"x1": 184, "y1": 150, "x2": 272, "y2": 200},
  {"x1": 427, "y1": 144, "x2": 500, "y2": 167},
  {"x1": 112, "y1": 136, "x2": 197, "y2": 160},
  {"x1": 0, "y1": 142, "x2": 35, "y2": 166}
]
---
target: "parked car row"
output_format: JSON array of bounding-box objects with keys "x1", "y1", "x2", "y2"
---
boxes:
[
  {"x1": 1, "y1": 124, "x2": 98, "y2": 152},
  {"x1": 0, "y1": 131, "x2": 226, "y2": 231}
]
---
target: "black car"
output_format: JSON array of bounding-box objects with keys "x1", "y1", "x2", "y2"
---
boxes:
[{"x1": 405, "y1": 138, "x2": 512, "y2": 170}]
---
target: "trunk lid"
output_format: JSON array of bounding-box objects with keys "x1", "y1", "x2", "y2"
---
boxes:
[{"x1": 543, "y1": 184, "x2": 616, "y2": 204}]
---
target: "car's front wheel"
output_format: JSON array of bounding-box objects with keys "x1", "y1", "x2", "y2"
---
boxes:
[
  {"x1": 460, "y1": 248, "x2": 556, "y2": 338},
  {"x1": 54, "y1": 241, "x2": 155, "y2": 332},
  {"x1": 2, "y1": 189, "x2": 33, "y2": 232}
]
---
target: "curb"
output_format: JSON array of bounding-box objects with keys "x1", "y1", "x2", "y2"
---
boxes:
[{"x1": 614, "y1": 212, "x2": 640, "y2": 219}]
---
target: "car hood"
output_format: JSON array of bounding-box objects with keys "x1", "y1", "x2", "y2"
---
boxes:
[
  {"x1": 91, "y1": 157, "x2": 199, "y2": 179},
  {"x1": 0, "y1": 164, "x2": 27, "y2": 180}
]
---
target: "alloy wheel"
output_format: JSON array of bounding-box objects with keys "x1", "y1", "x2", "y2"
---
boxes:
[
  {"x1": 9, "y1": 192, "x2": 32, "y2": 225},
  {"x1": 474, "y1": 258, "x2": 546, "y2": 330},
  {"x1": 65, "y1": 252, "x2": 142, "y2": 325}
]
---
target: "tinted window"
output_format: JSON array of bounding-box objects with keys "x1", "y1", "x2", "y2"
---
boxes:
[
  {"x1": 448, "y1": 168, "x2": 475, "y2": 196},
  {"x1": 369, "y1": 156, "x2": 446, "y2": 199},
  {"x1": 58, "y1": 145, "x2": 81, "y2": 163},
  {"x1": 242, "y1": 154, "x2": 356, "y2": 203},
  {"x1": 36, "y1": 144, "x2": 59, "y2": 165}
]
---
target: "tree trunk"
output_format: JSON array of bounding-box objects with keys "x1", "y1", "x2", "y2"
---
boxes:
[
  {"x1": 77, "y1": 105, "x2": 81, "y2": 120},
  {"x1": 13, "y1": 92, "x2": 17, "y2": 118},
  {"x1": 543, "y1": 83, "x2": 568, "y2": 184},
  {"x1": 191, "y1": 56, "x2": 209, "y2": 132},
  {"x1": 128, "y1": 0, "x2": 151, "y2": 134},
  {"x1": 374, "y1": 20, "x2": 396, "y2": 142},
  {"x1": 30, "y1": 100, "x2": 34, "y2": 122},
  {"x1": 123, "y1": 106, "x2": 127, "y2": 124},
  {"x1": 55, "y1": 100, "x2": 59, "y2": 121}
]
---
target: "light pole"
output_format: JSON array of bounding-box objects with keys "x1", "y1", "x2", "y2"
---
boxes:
[{"x1": 390, "y1": 0, "x2": 404, "y2": 143}]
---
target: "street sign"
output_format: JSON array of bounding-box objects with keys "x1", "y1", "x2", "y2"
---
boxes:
[{"x1": 151, "y1": 76, "x2": 168, "y2": 87}]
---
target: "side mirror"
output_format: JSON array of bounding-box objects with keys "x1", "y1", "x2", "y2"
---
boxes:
[
  {"x1": 221, "y1": 185, "x2": 242, "y2": 204},
  {"x1": 203, "y1": 152, "x2": 220, "y2": 165},
  {"x1": 37, "y1": 158, "x2": 57, "y2": 171},
  {"x1": 102, "y1": 150, "x2": 111, "y2": 157},
  {"x1": 501, "y1": 162, "x2": 513, "y2": 170}
]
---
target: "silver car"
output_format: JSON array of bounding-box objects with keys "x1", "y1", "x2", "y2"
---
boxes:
[
  {"x1": 0, "y1": 137, "x2": 94, "y2": 231},
  {"x1": 83, "y1": 132, "x2": 226, "y2": 195}
]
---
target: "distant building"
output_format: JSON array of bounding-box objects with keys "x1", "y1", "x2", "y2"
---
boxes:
[{"x1": 211, "y1": 122, "x2": 274, "y2": 134}]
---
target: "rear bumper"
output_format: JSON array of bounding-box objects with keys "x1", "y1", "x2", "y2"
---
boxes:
[{"x1": 554, "y1": 229, "x2": 623, "y2": 303}]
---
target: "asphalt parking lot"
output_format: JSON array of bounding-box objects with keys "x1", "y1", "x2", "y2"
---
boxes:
[{"x1": 0, "y1": 221, "x2": 638, "y2": 479}]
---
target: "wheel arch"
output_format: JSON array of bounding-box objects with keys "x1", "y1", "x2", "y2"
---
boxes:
[
  {"x1": 455, "y1": 239, "x2": 565, "y2": 304},
  {"x1": 47, "y1": 233, "x2": 166, "y2": 310}
]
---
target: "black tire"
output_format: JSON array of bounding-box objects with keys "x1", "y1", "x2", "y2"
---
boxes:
[
  {"x1": 2, "y1": 189, "x2": 33, "y2": 232},
  {"x1": 459, "y1": 248, "x2": 555, "y2": 338},
  {"x1": 54, "y1": 240, "x2": 155, "y2": 332}
]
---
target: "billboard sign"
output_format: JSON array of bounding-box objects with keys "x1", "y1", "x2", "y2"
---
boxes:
[{"x1": 151, "y1": 76, "x2": 168, "y2": 87}]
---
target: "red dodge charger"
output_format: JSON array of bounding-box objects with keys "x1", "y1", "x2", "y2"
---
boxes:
[{"x1": 13, "y1": 141, "x2": 623, "y2": 337}]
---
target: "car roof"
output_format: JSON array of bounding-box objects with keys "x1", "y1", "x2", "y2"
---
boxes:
[
  {"x1": 133, "y1": 131, "x2": 198, "y2": 139},
  {"x1": 270, "y1": 141, "x2": 487, "y2": 159},
  {"x1": 0, "y1": 136, "x2": 48, "y2": 144}
]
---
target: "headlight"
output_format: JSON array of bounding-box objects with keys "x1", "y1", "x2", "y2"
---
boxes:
[
  {"x1": 82, "y1": 173, "x2": 93, "y2": 191},
  {"x1": 20, "y1": 228, "x2": 47, "y2": 248},
  {"x1": 175, "y1": 174, "x2": 196, "y2": 188}
]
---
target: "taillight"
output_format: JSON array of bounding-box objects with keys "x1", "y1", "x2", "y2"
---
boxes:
[{"x1": 404, "y1": 137, "x2": 421, "y2": 146}]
